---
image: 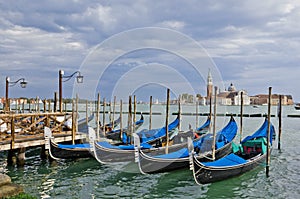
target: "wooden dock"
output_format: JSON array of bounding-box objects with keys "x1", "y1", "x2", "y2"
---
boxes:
[
  {"x1": 0, "y1": 111, "x2": 87, "y2": 166},
  {"x1": 0, "y1": 132, "x2": 86, "y2": 151}
]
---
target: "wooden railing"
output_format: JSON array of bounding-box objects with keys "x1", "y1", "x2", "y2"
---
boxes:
[{"x1": 0, "y1": 112, "x2": 77, "y2": 149}]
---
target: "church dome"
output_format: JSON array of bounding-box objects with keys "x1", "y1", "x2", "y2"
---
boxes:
[{"x1": 228, "y1": 83, "x2": 236, "y2": 92}]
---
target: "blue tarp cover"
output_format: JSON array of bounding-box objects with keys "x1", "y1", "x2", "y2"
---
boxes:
[
  {"x1": 242, "y1": 119, "x2": 275, "y2": 145},
  {"x1": 97, "y1": 141, "x2": 153, "y2": 150},
  {"x1": 150, "y1": 118, "x2": 238, "y2": 160},
  {"x1": 215, "y1": 118, "x2": 238, "y2": 149},
  {"x1": 153, "y1": 148, "x2": 189, "y2": 159},
  {"x1": 203, "y1": 153, "x2": 247, "y2": 167},
  {"x1": 58, "y1": 139, "x2": 152, "y2": 150},
  {"x1": 196, "y1": 117, "x2": 211, "y2": 131},
  {"x1": 194, "y1": 118, "x2": 237, "y2": 151},
  {"x1": 138, "y1": 117, "x2": 179, "y2": 143},
  {"x1": 58, "y1": 143, "x2": 90, "y2": 149}
]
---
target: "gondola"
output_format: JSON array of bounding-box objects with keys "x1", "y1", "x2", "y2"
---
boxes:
[
  {"x1": 105, "y1": 114, "x2": 144, "y2": 141},
  {"x1": 44, "y1": 127, "x2": 92, "y2": 159},
  {"x1": 190, "y1": 118, "x2": 275, "y2": 184},
  {"x1": 89, "y1": 116, "x2": 182, "y2": 164},
  {"x1": 195, "y1": 116, "x2": 211, "y2": 136},
  {"x1": 136, "y1": 116, "x2": 237, "y2": 174},
  {"x1": 99, "y1": 116, "x2": 121, "y2": 133},
  {"x1": 43, "y1": 116, "x2": 121, "y2": 159},
  {"x1": 134, "y1": 115, "x2": 180, "y2": 145}
]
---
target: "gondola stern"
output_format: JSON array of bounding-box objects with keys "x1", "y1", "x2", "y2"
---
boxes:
[
  {"x1": 43, "y1": 127, "x2": 61, "y2": 160},
  {"x1": 133, "y1": 133, "x2": 147, "y2": 175}
]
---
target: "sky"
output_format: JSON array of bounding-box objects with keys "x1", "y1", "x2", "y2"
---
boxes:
[{"x1": 1, "y1": 0, "x2": 300, "y2": 103}]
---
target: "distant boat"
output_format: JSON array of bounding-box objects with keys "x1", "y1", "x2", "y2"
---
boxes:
[
  {"x1": 252, "y1": 105, "x2": 259, "y2": 108},
  {"x1": 295, "y1": 103, "x2": 300, "y2": 110}
]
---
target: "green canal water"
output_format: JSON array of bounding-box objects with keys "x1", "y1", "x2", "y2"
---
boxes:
[{"x1": 0, "y1": 105, "x2": 299, "y2": 198}]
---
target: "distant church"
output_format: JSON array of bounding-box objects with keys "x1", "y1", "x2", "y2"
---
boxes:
[
  {"x1": 197, "y1": 69, "x2": 293, "y2": 106},
  {"x1": 205, "y1": 70, "x2": 250, "y2": 105},
  {"x1": 207, "y1": 69, "x2": 213, "y2": 100}
]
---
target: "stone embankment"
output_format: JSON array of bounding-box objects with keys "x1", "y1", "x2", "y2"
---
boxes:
[{"x1": 0, "y1": 173, "x2": 23, "y2": 198}]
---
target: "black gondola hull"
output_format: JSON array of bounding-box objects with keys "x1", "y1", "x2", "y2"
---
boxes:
[
  {"x1": 93, "y1": 141, "x2": 187, "y2": 164},
  {"x1": 138, "y1": 141, "x2": 232, "y2": 174},
  {"x1": 193, "y1": 153, "x2": 266, "y2": 184},
  {"x1": 49, "y1": 140, "x2": 92, "y2": 159}
]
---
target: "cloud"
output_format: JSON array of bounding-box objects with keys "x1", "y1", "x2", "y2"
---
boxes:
[{"x1": 0, "y1": 0, "x2": 300, "y2": 101}]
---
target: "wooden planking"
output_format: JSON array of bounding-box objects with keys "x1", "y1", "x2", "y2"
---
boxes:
[{"x1": 0, "y1": 133, "x2": 87, "y2": 151}]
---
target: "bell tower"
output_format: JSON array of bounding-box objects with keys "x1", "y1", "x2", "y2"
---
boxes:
[{"x1": 207, "y1": 69, "x2": 213, "y2": 99}]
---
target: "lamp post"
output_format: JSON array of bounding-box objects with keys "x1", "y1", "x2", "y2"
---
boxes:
[
  {"x1": 5, "y1": 77, "x2": 27, "y2": 112},
  {"x1": 58, "y1": 70, "x2": 83, "y2": 112}
]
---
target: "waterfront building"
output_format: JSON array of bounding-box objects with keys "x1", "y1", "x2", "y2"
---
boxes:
[{"x1": 250, "y1": 94, "x2": 294, "y2": 105}]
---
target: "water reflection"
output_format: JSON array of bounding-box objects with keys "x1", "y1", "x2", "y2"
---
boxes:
[
  {"x1": 0, "y1": 105, "x2": 299, "y2": 198},
  {"x1": 40, "y1": 178, "x2": 55, "y2": 199}
]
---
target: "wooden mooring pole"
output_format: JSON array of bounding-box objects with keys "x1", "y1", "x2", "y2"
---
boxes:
[
  {"x1": 72, "y1": 99, "x2": 75, "y2": 145},
  {"x1": 22, "y1": 101, "x2": 25, "y2": 113},
  {"x1": 128, "y1": 96, "x2": 132, "y2": 144},
  {"x1": 266, "y1": 87, "x2": 272, "y2": 177},
  {"x1": 209, "y1": 95, "x2": 212, "y2": 131},
  {"x1": 54, "y1": 92, "x2": 57, "y2": 112},
  {"x1": 165, "y1": 88, "x2": 170, "y2": 154},
  {"x1": 196, "y1": 98, "x2": 199, "y2": 128},
  {"x1": 11, "y1": 116, "x2": 15, "y2": 149},
  {"x1": 212, "y1": 86, "x2": 217, "y2": 161},
  {"x1": 96, "y1": 93, "x2": 100, "y2": 139},
  {"x1": 119, "y1": 99, "x2": 123, "y2": 141},
  {"x1": 149, "y1": 96, "x2": 152, "y2": 130},
  {"x1": 7, "y1": 150, "x2": 16, "y2": 166},
  {"x1": 8, "y1": 116, "x2": 17, "y2": 166},
  {"x1": 178, "y1": 94, "x2": 181, "y2": 132},
  {"x1": 36, "y1": 96, "x2": 40, "y2": 112},
  {"x1": 43, "y1": 99, "x2": 47, "y2": 113},
  {"x1": 103, "y1": 98, "x2": 106, "y2": 136},
  {"x1": 133, "y1": 95, "x2": 136, "y2": 134},
  {"x1": 240, "y1": 91, "x2": 244, "y2": 143},
  {"x1": 278, "y1": 95, "x2": 282, "y2": 150},
  {"x1": 17, "y1": 147, "x2": 26, "y2": 167},
  {"x1": 112, "y1": 96, "x2": 116, "y2": 129},
  {"x1": 48, "y1": 99, "x2": 51, "y2": 112},
  {"x1": 40, "y1": 145, "x2": 48, "y2": 160},
  {"x1": 109, "y1": 100, "x2": 112, "y2": 124},
  {"x1": 86, "y1": 100, "x2": 88, "y2": 126},
  {"x1": 76, "y1": 94, "x2": 78, "y2": 132}
]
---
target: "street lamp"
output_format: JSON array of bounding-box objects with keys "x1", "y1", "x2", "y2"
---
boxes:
[
  {"x1": 5, "y1": 77, "x2": 28, "y2": 112},
  {"x1": 58, "y1": 70, "x2": 83, "y2": 112}
]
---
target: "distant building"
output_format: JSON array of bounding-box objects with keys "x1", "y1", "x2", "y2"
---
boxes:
[
  {"x1": 250, "y1": 94, "x2": 294, "y2": 105},
  {"x1": 180, "y1": 93, "x2": 195, "y2": 104},
  {"x1": 178, "y1": 69, "x2": 295, "y2": 106},
  {"x1": 214, "y1": 83, "x2": 251, "y2": 105},
  {"x1": 196, "y1": 94, "x2": 206, "y2": 105},
  {"x1": 0, "y1": 97, "x2": 28, "y2": 105}
]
